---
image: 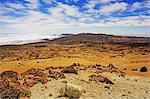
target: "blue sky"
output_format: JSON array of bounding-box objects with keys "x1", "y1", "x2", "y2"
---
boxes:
[{"x1": 0, "y1": 0, "x2": 150, "y2": 36}]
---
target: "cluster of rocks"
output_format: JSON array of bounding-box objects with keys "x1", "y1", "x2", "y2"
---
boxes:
[
  {"x1": 86, "y1": 64, "x2": 125, "y2": 77},
  {"x1": 48, "y1": 70, "x2": 66, "y2": 80},
  {"x1": 63, "y1": 63, "x2": 125, "y2": 77},
  {"x1": 45, "y1": 66, "x2": 64, "y2": 70},
  {"x1": 21, "y1": 68, "x2": 48, "y2": 88},
  {"x1": 89, "y1": 74, "x2": 114, "y2": 84},
  {"x1": 0, "y1": 71, "x2": 26, "y2": 99},
  {"x1": 0, "y1": 79, "x2": 21, "y2": 99},
  {"x1": 46, "y1": 64, "x2": 79, "y2": 79},
  {"x1": 0, "y1": 68, "x2": 50, "y2": 98},
  {"x1": 0, "y1": 63, "x2": 125, "y2": 98}
]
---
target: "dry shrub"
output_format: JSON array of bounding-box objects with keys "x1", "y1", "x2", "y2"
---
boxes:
[
  {"x1": 59, "y1": 82, "x2": 82, "y2": 99},
  {"x1": 19, "y1": 88, "x2": 31, "y2": 98}
]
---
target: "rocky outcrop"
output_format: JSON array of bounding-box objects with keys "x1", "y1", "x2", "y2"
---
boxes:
[
  {"x1": 0, "y1": 78, "x2": 20, "y2": 99},
  {"x1": 21, "y1": 68, "x2": 48, "y2": 88},
  {"x1": 61, "y1": 66, "x2": 78, "y2": 74},
  {"x1": 0, "y1": 71, "x2": 20, "y2": 81},
  {"x1": 89, "y1": 74, "x2": 114, "y2": 84},
  {"x1": 0, "y1": 71, "x2": 31, "y2": 99},
  {"x1": 0, "y1": 71, "x2": 22, "y2": 98},
  {"x1": 21, "y1": 68, "x2": 46, "y2": 78},
  {"x1": 48, "y1": 70, "x2": 66, "y2": 80},
  {"x1": 93, "y1": 64, "x2": 125, "y2": 77}
]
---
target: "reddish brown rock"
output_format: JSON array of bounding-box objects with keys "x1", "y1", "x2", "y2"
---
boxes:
[
  {"x1": 106, "y1": 64, "x2": 118, "y2": 72},
  {"x1": 95, "y1": 64, "x2": 125, "y2": 77},
  {"x1": 21, "y1": 68, "x2": 48, "y2": 88},
  {"x1": 21, "y1": 68, "x2": 46, "y2": 78},
  {"x1": 23, "y1": 78, "x2": 38, "y2": 88},
  {"x1": 0, "y1": 78, "x2": 20, "y2": 99},
  {"x1": 61, "y1": 66, "x2": 78, "y2": 74},
  {"x1": 89, "y1": 74, "x2": 114, "y2": 84},
  {"x1": 48, "y1": 70, "x2": 66, "y2": 80},
  {"x1": 0, "y1": 71, "x2": 20, "y2": 81}
]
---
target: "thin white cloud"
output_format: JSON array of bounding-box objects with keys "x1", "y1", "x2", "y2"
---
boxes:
[
  {"x1": 65, "y1": 0, "x2": 80, "y2": 3},
  {"x1": 1, "y1": 9, "x2": 149, "y2": 35},
  {"x1": 99, "y1": 2, "x2": 128, "y2": 14},
  {"x1": 106, "y1": 15, "x2": 150, "y2": 26},
  {"x1": 6, "y1": 2, "x2": 26, "y2": 9},
  {"x1": 128, "y1": 0, "x2": 150, "y2": 12},
  {"x1": 99, "y1": 0, "x2": 120, "y2": 4},
  {"x1": 85, "y1": 0, "x2": 123, "y2": 9},
  {"x1": 59, "y1": 3, "x2": 80, "y2": 16},
  {"x1": 25, "y1": 0, "x2": 39, "y2": 9},
  {"x1": 41, "y1": 0, "x2": 58, "y2": 5},
  {"x1": 48, "y1": 3, "x2": 82, "y2": 18},
  {"x1": 145, "y1": 0, "x2": 150, "y2": 8},
  {"x1": 0, "y1": 5, "x2": 15, "y2": 14},
  {"x1": 130, "y1": 2, "x2": 142, "y2": 11}
]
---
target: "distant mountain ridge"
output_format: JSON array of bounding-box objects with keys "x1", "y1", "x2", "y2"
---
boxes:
[{"x1": 51, "y1": 33, "x2": 150, "y2": 45}]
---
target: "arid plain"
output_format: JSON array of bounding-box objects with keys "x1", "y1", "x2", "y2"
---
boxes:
[{"x1": 0, "y1": 33, "x2": 150, "y2": 99}]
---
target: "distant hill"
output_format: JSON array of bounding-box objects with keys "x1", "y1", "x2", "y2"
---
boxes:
[{"x1": 51, "y1": 33, "x2": 150, "y2": 46}]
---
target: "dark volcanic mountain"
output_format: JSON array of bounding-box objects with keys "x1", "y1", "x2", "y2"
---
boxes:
[{"x1": 51, "y1": 33, "x2": 150, "y2": 46}]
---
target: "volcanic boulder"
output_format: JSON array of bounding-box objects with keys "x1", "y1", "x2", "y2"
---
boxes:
[
  {"x1": 61, "y1": 66, "x2": 78, "y2": 74},
  {"x1": 140, "y1": 66, "x2": 147, "y2": 72}
]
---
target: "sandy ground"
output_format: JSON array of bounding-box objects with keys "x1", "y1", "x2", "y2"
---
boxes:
[{"x1": 29, "y1": 72, "x2": 150, "y2": 99}]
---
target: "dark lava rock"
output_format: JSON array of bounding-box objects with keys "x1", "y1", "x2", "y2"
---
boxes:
[
  {"x1": 21, "y1": 68, "x2": 48, "y2": 87},
  {"x1": 104, "y1": 86, "x2": 110, "y2": 89},
  {"x1": 48, "y1": 70, "x2": 66, "y2": 80},
  {"x1": 0, "y1": 71, "x2": 20, "y2": 81},
  {"x1": 21, "y1": 68, "x2": 46, "y2": 78},
  {"x1": 89, "y1": 74, "x2": 114, "y2": 84},
  {"x1": 94, "y1": 64, "x2": 125, "y2": 76},
  {"x1": 0, "y1": 78, "x2": 20, "y2": 99},
  {"x1": 0, "y1": 71, "x2": 23, "y2": 98},
  {"x1": 140, "y1": 66, "x2": 147, "y2": 72},
  {"x1": 61, "y1": 66, "x2": 78, "y2": 74},
  {"x1": 107, "y1": 64, "x2": 119, "y2": 72}
]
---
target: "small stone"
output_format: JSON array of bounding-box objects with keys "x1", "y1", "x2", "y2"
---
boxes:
[
  {"x1": 140, "y1": 66, "x2": 147, "y2": 72},
  {"x1": 61, "y1": 66, "x2": 78, "y2": 74},
  {"x1": 49, "y1": 93, "x2": 53, "y2": 97},
  {"x1": 104, "y1": 86, "x2": 110, "y2": 89},
  {"x1": 122, "y1": 94, "x2": 126, "y2": 96}
]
